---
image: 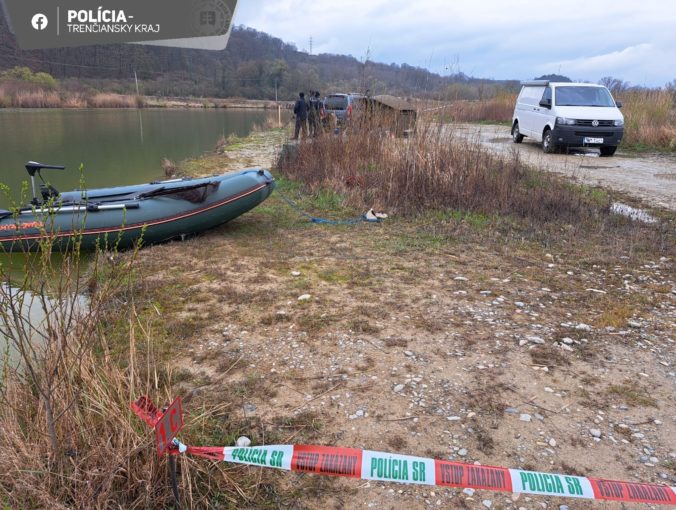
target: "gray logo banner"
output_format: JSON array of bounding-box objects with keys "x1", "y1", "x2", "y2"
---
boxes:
[{"x1": 3, "y1": 0, "x2": 237, "y2": 50}]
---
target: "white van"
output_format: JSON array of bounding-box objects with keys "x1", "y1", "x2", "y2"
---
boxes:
[{"x1": 511, "y1": 81, "x2": 624, "y2": 156}]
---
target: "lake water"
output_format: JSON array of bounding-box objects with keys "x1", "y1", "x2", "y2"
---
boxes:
[
  {"x1": 0, "y1": 108, "x2": 272, "y2": 208},
  {"x1": 0, "y1": 108, "x2": 273, "y2": 353}
]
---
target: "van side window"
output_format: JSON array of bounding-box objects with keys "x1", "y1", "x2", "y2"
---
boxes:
[
  {"x1": 519, "y1": 86, "x2": 545, "y2": 105},
  {"x1": 541, "y1": 87, "x2": 552, "y2": 104}
]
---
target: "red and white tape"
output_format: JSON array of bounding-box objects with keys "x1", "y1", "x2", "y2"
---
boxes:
[{"x1": 132, "y1": 396, "x2": 676, "y2": 505}]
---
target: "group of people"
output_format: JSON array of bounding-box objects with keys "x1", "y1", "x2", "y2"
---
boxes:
[{"x1": 292, "y1": 90, "x2": 325, "y2": 140}]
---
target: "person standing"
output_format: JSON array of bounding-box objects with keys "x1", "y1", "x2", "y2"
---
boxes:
[
  {"x1": 310, "y1": 91, "x2": 324, "y2": 136},
  {"x1": 292, "y1": 92, "x2": 308, "y2": 140},
  {"x1": 308, "y1": 92, "x2": 318, "y2": 137}
]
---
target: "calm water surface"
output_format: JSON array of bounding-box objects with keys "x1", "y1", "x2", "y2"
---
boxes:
[
  {"x1": 0, "y1": 108, "x2": 271, "y2": 208},
  {"x1": 0, "y1": 108, "x2": 273, "y2": 350}
]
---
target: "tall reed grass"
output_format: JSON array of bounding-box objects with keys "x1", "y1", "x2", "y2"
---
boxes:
[
  {"x1": 442, "y1": 93, "x2": 516, "y2": 123},
  {"x1": 618, "y1": 89, "x2": 676, "y2": 150},
  {"x1": 0, "y1": 242, "x2": 166, "y2": 507},
  {"x1": 443, "y1": 88, "x2": 676, "y2": 151},
  {"x1": 0, "y1": 83, "x2": 145, "y2": 109},
  {"x1": 87, "y1": 92, "x2": 139, "y2": 108},
  {"x1": 278, "y1": 119, "x2": 610, "y2": 224},
  {"x1": 0, "y1": 239, "x2": 237, "y2": 507}
]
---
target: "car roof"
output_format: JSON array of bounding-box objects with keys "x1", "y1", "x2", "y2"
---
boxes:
[
  {"x1": 521, "y1": 81, "x2": 606, "y2": 88},
  {"x1": 552, "y1": 82, "x2": 605, "y2": 87}
]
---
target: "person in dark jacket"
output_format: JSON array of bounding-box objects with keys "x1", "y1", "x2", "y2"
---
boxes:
[
  {"x1": 308, "y1": 91, "x2": 323, "y2": 136},
  {"x1": 292, "y1": 92, "x2": 308, "y2": 140}
]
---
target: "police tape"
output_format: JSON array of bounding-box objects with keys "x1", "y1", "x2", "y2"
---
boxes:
[{"x1": 132, "y1": 396, "x2": 676, "y2": 506}]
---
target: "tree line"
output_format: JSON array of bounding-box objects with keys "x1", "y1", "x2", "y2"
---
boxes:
[{"x1": 1, "y1": 12, "x2": 673, "y2": 101}]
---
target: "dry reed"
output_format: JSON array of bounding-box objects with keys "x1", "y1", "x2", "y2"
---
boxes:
[
  {"x1": 162, "y1": 157, "x2": 180, "y2": 178},
  {"x1": 444, "y1": 89, "x2": 676, "y2": 151},
  {"x1": 0, "y1": 240, "x2": 246, "y2": 508},
  {"x1": 87, "y1": 93, "x2": 138, "y2": 108},
  {"x1": 442, "y1": 93, "x2": 516, "y2": 123},
  {"x1": 278, "y1": 118, "x2": 609, "y2": 224},
  {"x1": 618, "y1": 89, "x2": 676, "y2": 150},
  {"x1": 0, "y1": 84, "x2": 145, "y2": 109}
]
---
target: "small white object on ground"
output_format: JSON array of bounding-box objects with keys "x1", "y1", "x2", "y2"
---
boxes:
[
  {"x1": 297, "y1": 294, "x2": 311, "y2": 302},
  {"x1": 291, "y1": 271, "x2": 301, "y2": 277},
  {"x1": 365, "y1": 208, "x2": 388, "y2": 221},
  {"x1": 235, "y1": 436, "x2": 251, "y2": 447},
  {"x1": 610, "y1": 202, "x2": 657, "y2": 224}
]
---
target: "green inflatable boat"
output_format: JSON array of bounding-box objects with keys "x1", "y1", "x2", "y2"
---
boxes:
[{"x1": 0, "y1": 162, "x2": 275, "y2": 252}]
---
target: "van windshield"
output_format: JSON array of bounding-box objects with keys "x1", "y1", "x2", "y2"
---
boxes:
[
  {"x1": 324, "y1": 96, "x2": 348, "y2": 110},
  {"x1": 555, "y1": 87, "x2": 615, "y2": 107}
]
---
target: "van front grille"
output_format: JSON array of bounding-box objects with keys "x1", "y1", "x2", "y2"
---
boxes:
[
  {"x1": 574, "y1": 131, "x2": 614, "y2": 137},
  {"x1": 575, "y1": 120, "x2": 615, "y2": 127}
]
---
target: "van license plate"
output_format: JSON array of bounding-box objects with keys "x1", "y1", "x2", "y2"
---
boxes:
[{"x1": 584, "y1": 137, "x2": 604, "y2": 144}]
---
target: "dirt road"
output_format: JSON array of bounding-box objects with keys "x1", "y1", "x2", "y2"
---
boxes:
[{"x1": 453, "y1": 124, "x2": 676, "y2": 211}]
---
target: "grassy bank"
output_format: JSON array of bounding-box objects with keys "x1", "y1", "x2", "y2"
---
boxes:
[
  {"x1": 0, "y1": 84, "x2": 284, "y2": 109},
  {"x1": 282, "y1": 121, "x2": 608, "y2": 224},
  {"x1": 0, "y1": 66, "x2": 284, "y2": 109},
  {"x1": 1, "y1": 125, "x2": 673, "y2": 508}
]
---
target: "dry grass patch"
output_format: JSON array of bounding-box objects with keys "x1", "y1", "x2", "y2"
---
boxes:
[
  {"x1": 618, "y1": 89, "x2": 676, "y2": 150},
  {"x1": 595, "y1": 303, "x2": 635, "y2": 328},
  {"x1": 606, "y1": 381, "x2": 658, "y2": 408},
  {"x1": 441, "y1": 93, "x2": 516, "y2": 123},
  {"x1": 279, "y1": 118, "x2": 615, "y2": 227},
  {"x1": 384, "y1": 337, "x2": 409, "y2": 348},
  {"x1": 529, "y1": 345, "x2": 571, "y2": 369}
]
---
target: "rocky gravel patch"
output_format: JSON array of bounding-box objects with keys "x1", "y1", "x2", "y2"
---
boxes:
[
  {"x1": 149, "y1": 224, "x2": 676, "y2": 509},
  {"x1": 137, "y1": 128, "x2": 675, "y2": 508}
]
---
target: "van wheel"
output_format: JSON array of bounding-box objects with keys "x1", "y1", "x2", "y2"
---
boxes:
[
  {"x1": 512, "y1": 122, "x2": 524, "y2": 143},
  {"x1": 600, "y1": 146, "x2": 617, "y2": 157},
  {"x1": 542, "y1": 128, "x2": 556, "y2": 154}
]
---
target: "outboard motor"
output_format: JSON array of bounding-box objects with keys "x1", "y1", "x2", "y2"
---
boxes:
[{"x1": 25, "y1": 161, "x2": 65, "y2": 205}]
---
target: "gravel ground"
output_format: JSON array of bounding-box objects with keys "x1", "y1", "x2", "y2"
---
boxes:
[
  {"x1": 452, "y1": 124, "x2": 676, "y2": 212},
  {"x1": 136, "y1": 129, "x2": 675, "y2": 509}
]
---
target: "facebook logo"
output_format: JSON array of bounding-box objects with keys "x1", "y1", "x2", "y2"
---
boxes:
[{"x1": 31, "y1": 13, "x2": 48, "y2": 31}]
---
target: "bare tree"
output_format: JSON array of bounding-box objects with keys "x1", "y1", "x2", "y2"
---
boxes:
[{"x1": 599, "y1": 76, "x2": 630, "y2": 95}]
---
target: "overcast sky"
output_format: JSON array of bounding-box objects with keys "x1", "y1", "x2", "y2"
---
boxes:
[{"x1": 234, "y1": 0, "x2": 676, "y2": 87}]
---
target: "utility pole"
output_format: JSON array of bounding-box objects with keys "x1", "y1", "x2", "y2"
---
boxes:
[
  {"x1": 275, "y1": 78, "x2": 281, "y2": 127},
  {"x1": 134, "y1": 70, "x2": 140, "y2": 96},
  {"x1": 308, "y1": 36, "x2": 313, "y2": 55}
]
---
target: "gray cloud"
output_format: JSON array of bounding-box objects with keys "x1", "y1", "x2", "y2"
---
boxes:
[{"x1": 234, "y1": 0, "x2": 676, "y2": 86}]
